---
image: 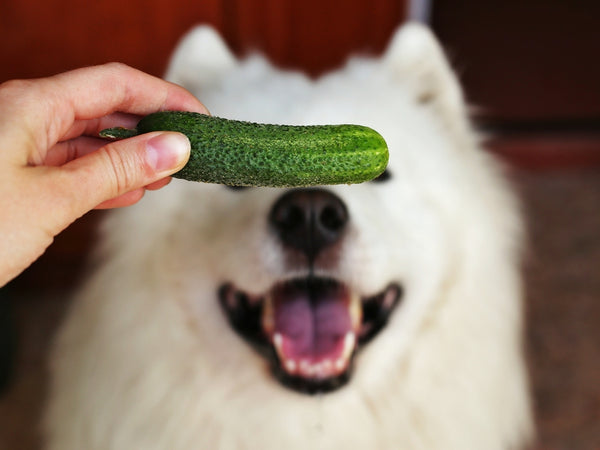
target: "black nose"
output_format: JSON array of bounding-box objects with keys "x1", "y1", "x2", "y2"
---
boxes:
[{"x1": 269, "y1": 188, "x2": 348, "y2": 260}]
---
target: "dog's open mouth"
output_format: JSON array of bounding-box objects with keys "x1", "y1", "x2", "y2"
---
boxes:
[{"x1": 219, "y1": 278, "x2": 402, "y2": 394}]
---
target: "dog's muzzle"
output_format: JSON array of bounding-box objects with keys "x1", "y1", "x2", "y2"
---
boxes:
[{"x1": 219, "y1": 188, "x2": 402, "y2": 394}]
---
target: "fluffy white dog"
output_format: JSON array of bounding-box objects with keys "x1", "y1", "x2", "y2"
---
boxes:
[{"x1": 44, "y1": 24, "x2": 533, "y2": 449}]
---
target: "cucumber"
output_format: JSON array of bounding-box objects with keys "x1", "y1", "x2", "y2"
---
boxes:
[{"x1": 99, "y1": 111, "x2": 388, "y2": 188}]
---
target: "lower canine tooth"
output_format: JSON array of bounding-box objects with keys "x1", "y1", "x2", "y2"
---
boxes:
[
  {"x1": 334, "y1": 333, "x2": 356, "y2": 373},
  {"x1": 342, "y1": 332, "x2": 356, "y2": 361},
  {"x1": 273, "y1": 333, "x2": 284, "y2": 356}
]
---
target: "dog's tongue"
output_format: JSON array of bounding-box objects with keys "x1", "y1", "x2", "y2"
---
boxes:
[{"x1": 266, "y1": 279, "x2": 359, "y2": 379}]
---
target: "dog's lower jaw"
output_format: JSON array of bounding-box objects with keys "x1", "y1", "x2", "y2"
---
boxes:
[
  {"x1": 218, "y1": 278, "x2": 402, "y2": 394},
  {"x1": 271, "y1": 353, "x2": 354, "y2": 394}
]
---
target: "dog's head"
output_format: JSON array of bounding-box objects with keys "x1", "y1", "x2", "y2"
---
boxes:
[{"x1": 129, "y1": 24, "x2": 519, "y2": 396}]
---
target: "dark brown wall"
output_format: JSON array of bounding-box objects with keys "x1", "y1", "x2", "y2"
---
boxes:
[
  {"x1": 0, "y1": 0, "x2": 406, "y2": 81},
  {"x1": 432, "y1": 0, "x2": 600, "y2": 122}
]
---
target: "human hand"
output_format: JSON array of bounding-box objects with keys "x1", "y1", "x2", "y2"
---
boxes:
[{"x1": 0, "y1": 63, "x2": 209, "y2": 286}]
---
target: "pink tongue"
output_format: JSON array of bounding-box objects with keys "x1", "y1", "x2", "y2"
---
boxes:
[{"x1": 272, "y1": 281, "x2": 352, "y2": 361}]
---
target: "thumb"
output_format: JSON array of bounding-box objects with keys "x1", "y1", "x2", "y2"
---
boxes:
[{"x1": 61, "y1": 131, "x2": 190, "y2": 213}]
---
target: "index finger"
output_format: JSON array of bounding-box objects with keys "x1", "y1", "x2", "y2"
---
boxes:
[
  {"x1": 50, "y1": 62, "x2": 209, "y2": 120},
  {"x1": 0, "y1": 63, "x2": 208, "y2": 165}
]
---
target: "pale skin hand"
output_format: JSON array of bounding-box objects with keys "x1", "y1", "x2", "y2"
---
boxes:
[{"x1": 0, "y1": 63, "x2": 209, "y2": 287}]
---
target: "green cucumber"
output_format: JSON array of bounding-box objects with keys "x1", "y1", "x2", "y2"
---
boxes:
[{"x1": 99, "y1": 111, "x2": 388, "y2": 188}]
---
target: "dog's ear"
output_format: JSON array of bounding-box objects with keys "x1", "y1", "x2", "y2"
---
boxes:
[
  {"x1": 383, "y1": 23, "x2": 471, "y2": 139},
  {"x1": 165, "y1": 25, "x2": 237, "y2": 89}
]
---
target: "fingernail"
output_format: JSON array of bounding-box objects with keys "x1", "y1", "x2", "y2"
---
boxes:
[{"x1": 146, "y1": 132, "x2": 190, "y2": 173}]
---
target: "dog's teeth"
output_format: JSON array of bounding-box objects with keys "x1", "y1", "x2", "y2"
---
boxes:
[
  {"x1": 312, "y1": 362, "x2": 323, "y2": 377},
  {"x1": 350, "y1": 291, "x2": 362, "y2": 329},
  {"x1": 299, "y1": 359, "x2": 311, "y2": 376},
  {"x1": 315, "y1": 360, "x2": 333, "y2": 378},
  {"x1": 331, "y1": 333, "x2": 356, "y2": 373},
  {"x1": 285, "y1": 359, "x2": 297, "y2": 374},
  {"x1": 274, "y1": 332, "x2": 356, "y2": 378},
  {"x1": 342, "y1": 332, "x2": 356, "y2": 360},
  {"x1": 273, "y1": 332, "x2": 284, "y2": 355}
]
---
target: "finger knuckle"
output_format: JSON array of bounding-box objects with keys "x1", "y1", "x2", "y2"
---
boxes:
[
  {"x1": 0, "y1": 79, "x2": 37, "y2": 109},
  {"x1": 102, "y1": 61, "x2": 134, "y2": 75},
  {"x1": 0, "y1": 78, "x2": 33, "y2": 96},
  {"x1": 100, "y1": 143, "x2": 137, "y2": 195}
]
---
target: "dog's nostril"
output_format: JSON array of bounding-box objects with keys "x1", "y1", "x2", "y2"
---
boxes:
[
  {"x1": 269, "y1": 189, "x2": 348, "y2": 259},
  {"x1": 274, "y1": 205, "x2": 305, "y2": 232},
  {"x1": 320, "y1": 205, "x2": 347, "y2": 232}
]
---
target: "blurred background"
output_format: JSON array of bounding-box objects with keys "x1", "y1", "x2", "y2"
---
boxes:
[{"x1": 1, "y1": 0, "x2": 599, "y2": 448}]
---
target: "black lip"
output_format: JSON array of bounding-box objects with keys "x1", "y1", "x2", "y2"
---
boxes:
[
  {"x1": 218, "y1": 278, "x2": 402, "y2": 394},
  {"x1": 218, "y1": 284, "x2": 265, "y2": 351},
  {"x1": 359, "y1": 284, "x2": 403, "y2": 344}
]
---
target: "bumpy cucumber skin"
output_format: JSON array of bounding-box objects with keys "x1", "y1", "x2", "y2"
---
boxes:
[{"x1": 106, "y1": 111, "x2": 388, "y2": 187}]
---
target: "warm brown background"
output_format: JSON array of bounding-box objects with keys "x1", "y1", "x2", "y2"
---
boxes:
[
  {"x1": 1, "y1": 1, "x2": 599, "y2": 449},
  {"x1": 3, "y1": 0, "x2": 600, "y2": 120}
]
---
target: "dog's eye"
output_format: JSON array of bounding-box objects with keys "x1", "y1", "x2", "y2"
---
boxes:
[
  {"x1": 371, "y1": 169, "x2": 391, "y2": 183},
  {"x1": 225, "y1": 185, "x2": 250, "y2": 191}
]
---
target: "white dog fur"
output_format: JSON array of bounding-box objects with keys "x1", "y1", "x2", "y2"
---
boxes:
[{"x1": 44, "y1": 23, "x2": 534, "y2": 449}]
